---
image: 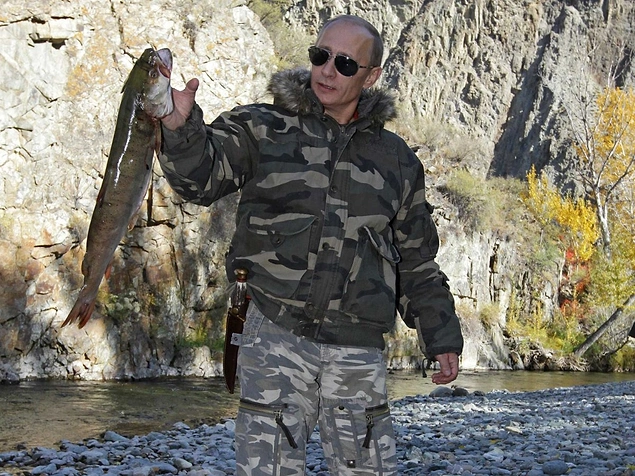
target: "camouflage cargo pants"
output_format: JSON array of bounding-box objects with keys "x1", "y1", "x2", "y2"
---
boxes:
[{"x1": 235, "y1": 303, "x2": 398, "y2": 475}]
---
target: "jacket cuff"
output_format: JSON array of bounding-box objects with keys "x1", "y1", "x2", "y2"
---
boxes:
[{"x1": 161, "y1": 103, "x2": 206, "y2": 149}]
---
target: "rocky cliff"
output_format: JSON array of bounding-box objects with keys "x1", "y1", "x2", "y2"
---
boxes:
[
  {"x1": 1, "y1": 0, "x2": 272, "y2": 380},
  {"x1": 1, "y1": 0, "x2": 633, "y2": 381}
]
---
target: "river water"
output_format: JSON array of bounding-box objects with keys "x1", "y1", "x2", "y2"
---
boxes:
[{"x1": 1, "y1": 370, "x2": 634, "y2": 451}]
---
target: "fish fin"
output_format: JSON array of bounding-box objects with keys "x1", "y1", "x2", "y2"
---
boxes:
[
  {"x1": 127, "y1": 214, "x2": 139, "y2": 231},
  {"x1": 154, "y1": 122, "x2": 162, "y2": 156},
  {"x1": 104, "y1": 261, "x2": 113, "y2": 279},
  {"x1": 62, "y1": 298, "x2": 96, "y2": 328},
  {"x1": 78, "y1": 301, "x2": 97, "y2": 329},
  {"x1": 147, "y1": 177, "x2": 154, "y2": 224},
  {"x1": 121, "y1": 71, "x2": 132, "y2": 94},
  {"x1": 147, "y1": 144, "x2": 156, "y2": 224},
  {"x1": 95, "y1": 182, "x2": 107, "y2": 208}
]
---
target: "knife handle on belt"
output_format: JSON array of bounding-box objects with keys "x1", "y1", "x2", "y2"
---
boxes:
[{"x1": 223, "y1": 268, "x2": 249, "y2": 394}]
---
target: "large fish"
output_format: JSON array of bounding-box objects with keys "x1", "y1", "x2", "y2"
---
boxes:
[{"x1": 63, "y1": 48, "x2": 174, "y2": 328}]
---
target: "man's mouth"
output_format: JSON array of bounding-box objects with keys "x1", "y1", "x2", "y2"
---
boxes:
[{"x1": 318, "y1": 82, "x2": 335, "y2": 90}]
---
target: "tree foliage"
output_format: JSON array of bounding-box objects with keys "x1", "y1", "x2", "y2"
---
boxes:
[
  {"x1": 587, "y1": 225, "x2": 635, "y2": 308},
  {"x1": 572, "y1": 86, "x2": 635, "y2": 255},
  {"x1": 522, "y1": 165, "x2": 599, "y2": 262},
  {"x1": 559, "y1": 84, "x2": 635, "y2": 360}
]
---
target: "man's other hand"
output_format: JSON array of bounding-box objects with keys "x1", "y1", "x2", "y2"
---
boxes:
[
  {"x1": 162, "y1": 78, "x2": 199, "y2": 130},
  {"x1": 431, "y1": 352, "x2": 459, "y2": 385}
]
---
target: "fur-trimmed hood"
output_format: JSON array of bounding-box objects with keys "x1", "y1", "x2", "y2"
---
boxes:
[{"x1": 267, "y1": 68, "x2": 397, "y2": 126}]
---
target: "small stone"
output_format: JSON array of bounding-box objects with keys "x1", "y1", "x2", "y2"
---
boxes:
[
  {"x1": 542, "y1": 460, "x2": 570, "y2": 475},
  {"x1": 131, "y1": 467, "x2": 153, "y2": 476},
  {"x1": 483, "y1": 447, "x2": 506, "y2": 463},
  {"x1": 504, "y1": 424, "x2": 523, "y2": 435},
  {"x1": 172, "y1": 422, "x2": 190, "y2": 431},
  {"x1": 224, "y1": 420, "x2": 236, "y2": 432},
  {"x1": 172, "y1": 457, "x2": 192, "y2": 470},
  {"x1": 103, "y1": 431, "x2": 129, "y2": 442},
  {"x1": 451, "y1": 386, "x2": 470, "y2": 396},
  {"x1": 80, "y1": 449, "x2": 108, "y2": 465},
  {"x1": 31, "y1": 463, "x2": 57, "y2": 475},
  {"x1": 429, "y1": 386, "x2": 453, "y2": 398}
]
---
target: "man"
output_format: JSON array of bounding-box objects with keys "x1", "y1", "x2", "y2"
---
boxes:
[{"x1": 159, "y1": 14, "x2": 463, "y2": 476}]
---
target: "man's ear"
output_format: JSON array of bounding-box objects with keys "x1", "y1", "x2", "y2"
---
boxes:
[{"x1": 364, "y1": 66, "x2": 382, "y2": 88}]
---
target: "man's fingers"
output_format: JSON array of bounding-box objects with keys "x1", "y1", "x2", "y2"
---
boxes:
[
  {"x1": 430, "y1": 352, "x2": 459, "y2": 384},
  {"x1": 162, "y1": 78, "x2": 199, "y2": 131},
  {"x1": 184, "y1": 78, "x2": 199, "y2": 94}
]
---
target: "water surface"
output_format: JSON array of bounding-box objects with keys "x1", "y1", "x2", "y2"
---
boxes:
[{"x1": 1, "y1": 370, "x2": 633, "y2": 451}]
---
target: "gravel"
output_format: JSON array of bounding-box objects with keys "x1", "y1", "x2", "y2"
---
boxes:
[{"x1": 1, "y1": 380, "x2": 633, "y2": 476}]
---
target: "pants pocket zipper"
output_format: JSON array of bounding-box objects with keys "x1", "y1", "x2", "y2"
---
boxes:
[
  {"x1": 362, "y1": 402, "x2": 390, "y2": 449},
  {"x1": 239, "y1": 399, "x2": 299, "y2": 449}
]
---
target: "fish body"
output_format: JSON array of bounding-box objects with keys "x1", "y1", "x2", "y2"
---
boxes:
[{"x1": 63, "y1": 48, "x2": 174, "y2": 328}]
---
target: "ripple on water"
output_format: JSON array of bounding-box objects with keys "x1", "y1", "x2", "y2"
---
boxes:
[{"x1": 1, "y1": 370, "x2": 633, "y2": 451}]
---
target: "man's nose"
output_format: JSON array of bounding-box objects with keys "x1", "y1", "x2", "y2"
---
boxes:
[{"x1": 321, "y1": 56, "x2": 337, "y2": 77}]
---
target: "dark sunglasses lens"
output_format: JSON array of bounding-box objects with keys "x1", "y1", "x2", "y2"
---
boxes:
[
  {"x1": 308, "y1": 47, "x2": 329, "y2": 66},
  {"x1": 334, "y1": 56, "x2": 358, "y2": 77}
]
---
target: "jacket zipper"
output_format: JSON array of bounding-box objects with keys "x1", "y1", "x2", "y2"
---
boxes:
[{"x1": 306, "y1": 118, "x2": 356, "y2": 329}]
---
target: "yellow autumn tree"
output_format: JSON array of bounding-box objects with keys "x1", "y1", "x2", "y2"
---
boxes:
[
  {"x1": 564, "y1": 85, "x2": 635, "y2": 358},
  {"x1": 523, "y1": 165, "x2": 599, "y2": 262},
  {"x1": 573, "y1": 86, "x2": 635, "y2": 256}
]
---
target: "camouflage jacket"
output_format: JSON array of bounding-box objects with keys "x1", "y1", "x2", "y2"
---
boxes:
[{"x1": 159, "y1": 68, "x2": 463, "y2": 357}]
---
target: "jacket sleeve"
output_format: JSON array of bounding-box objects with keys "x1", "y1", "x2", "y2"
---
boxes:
[
  {"x1": 158, "y1": 103, "x2": 258, "y2": 206},
  {"x1": 394, "y1": 149, "x2": 463, "y2": 360}
]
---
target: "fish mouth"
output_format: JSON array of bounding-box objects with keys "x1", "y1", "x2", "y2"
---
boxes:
[
  {"x1": 155, "y1": 48, "x2": 173, "y2": 79},
  {"x1": 158, "y1": 63, "x2": 171, "y2": 79}
]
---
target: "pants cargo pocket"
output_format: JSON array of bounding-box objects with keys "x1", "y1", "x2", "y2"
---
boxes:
[
  {"x1": 321, "y1": 401, "x2": 392, "y2": 473},
  {"x1": 236, "y1": 398, "x2": 300, "y2": 476}
]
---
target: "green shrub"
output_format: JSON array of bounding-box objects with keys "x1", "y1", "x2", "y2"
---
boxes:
[
  {"x1": 247, "y1": 0, "x2": 313, "y2": 69},
  {"x1": 611, "y1": 344, "x2": 635, "y2": 371},
  {"x1": 175, "y1": 323, "x2": 210, "y2": 349},
  {"x1": 442, "y1": 170, "x2": 525, "y2": 234}
]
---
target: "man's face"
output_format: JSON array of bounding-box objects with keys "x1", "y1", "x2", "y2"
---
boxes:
[{"x1": 310, "y1": 21, "x2": 382, "y2": 124}]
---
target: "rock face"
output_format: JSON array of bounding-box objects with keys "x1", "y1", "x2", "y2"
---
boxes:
[
  {"x1": 1, "y1": 0, "x2": 272, "y2": 380},
  {"x1": 1, "y1": 0, "x2": 633, "y2": 381},
  {"x1": 289, "y1": 0, "x2": 635, "y2": 180}
]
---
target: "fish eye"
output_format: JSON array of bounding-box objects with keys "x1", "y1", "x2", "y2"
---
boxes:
[{"x1": 150, "y1": 70, "x2": 158, "y2": 78}]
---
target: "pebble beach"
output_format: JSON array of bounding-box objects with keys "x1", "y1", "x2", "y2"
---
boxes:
[{"x1": 1, "y1": 380, "x2": 633, "y2": 476}]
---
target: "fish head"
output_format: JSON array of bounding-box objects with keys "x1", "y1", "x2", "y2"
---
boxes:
[{"x1": 138, "y1": 47, "x2": 174, "y2": 118}]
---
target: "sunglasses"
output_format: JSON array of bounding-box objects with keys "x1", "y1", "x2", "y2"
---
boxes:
[{"x1": 308, "y1": 46, "x2": 375, "y2": 77}]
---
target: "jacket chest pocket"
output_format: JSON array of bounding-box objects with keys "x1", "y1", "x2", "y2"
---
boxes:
[
  {"x1": 339, "y1": 226, "x2": 400, "y2": 324},
  {"x1": 230, "y1": 213, "x2": 316, "y2": 298}
]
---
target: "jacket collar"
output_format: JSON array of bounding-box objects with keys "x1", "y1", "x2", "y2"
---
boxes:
[{"x1": 267, "y1": 68, "x2": 397, "y2": 126}]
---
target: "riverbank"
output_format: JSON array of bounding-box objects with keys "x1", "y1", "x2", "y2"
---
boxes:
[{"x1": 1, "y1": 380, "x2": 633, "y2": 476}]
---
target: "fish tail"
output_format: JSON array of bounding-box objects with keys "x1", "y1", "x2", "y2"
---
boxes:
[{"x1": 62, "y1": 294, "x2": 97, "y2": 328}]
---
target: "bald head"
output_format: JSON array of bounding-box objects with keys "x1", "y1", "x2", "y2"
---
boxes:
[{"x1": 317, "y1": 15, "x2": 384, "y2": 67}]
